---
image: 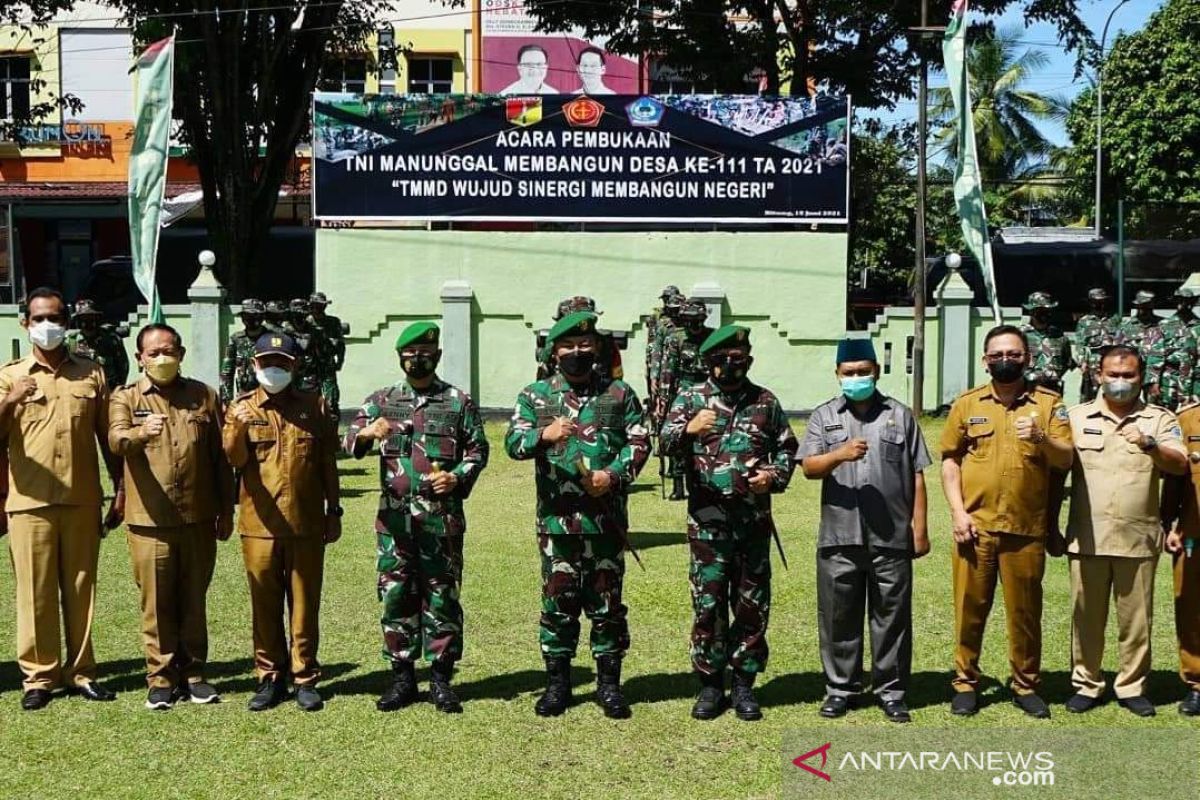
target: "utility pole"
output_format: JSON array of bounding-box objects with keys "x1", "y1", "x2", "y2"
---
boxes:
[
  {"x1": 1094, "y1": 0, "x2": 1131, "y2": 239},
  {"x1": 912, "y1": 0, "x2": 931, "y2": 417}
]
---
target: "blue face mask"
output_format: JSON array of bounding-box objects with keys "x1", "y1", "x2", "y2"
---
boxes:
[{"x1": 840, "y1": 375, "x2": 876, "y2": 402}]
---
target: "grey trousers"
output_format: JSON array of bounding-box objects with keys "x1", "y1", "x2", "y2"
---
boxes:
[{"x1": 817, "y1": 544, "x2": 913, "y2": 702}]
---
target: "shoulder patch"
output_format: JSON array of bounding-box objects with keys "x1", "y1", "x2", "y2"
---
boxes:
[{"x1": 1053, "y1": 404, "x2": 1069, "y2": 421}]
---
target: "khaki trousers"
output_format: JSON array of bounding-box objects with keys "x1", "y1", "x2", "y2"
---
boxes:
[
  {"x1": 128, "y1": 524, "x2": 218, "y2": 689},
  {"x1": 1174, "y1": 550, "x2": 1200, "y2": 691},
  {"x1": 7, "y1": 505, "x2": 101, "y2": 691},
  {"x1": 1069, "y1": 554, "x2": 1157, "y2": 699},
  {"x1": 241, "y1": 536, "x2": 324, "y2": 686},
  {"x1": 952, "y1": 530, "x2": 1045, "y2": 695}
]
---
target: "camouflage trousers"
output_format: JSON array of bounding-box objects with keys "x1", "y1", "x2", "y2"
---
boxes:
[
  {"x1": 376, "y1": 512, "x2": 464, "y2": 665},
  {"x1": 538, "y1": 533, "x2": 629, "y2": 659},
  {"x1": 320, "y1": 376, "x2": 340, "y2": 420},
  {"x1": 689, "y1": 534, "x2": 772, "y2": 676},
  {"x1": 1157, "y1": 371, "x2": 1192, "y2": 411}
]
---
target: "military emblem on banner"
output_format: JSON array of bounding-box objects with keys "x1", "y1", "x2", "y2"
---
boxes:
[
  {"x1": 564, "y1": 97, "x2": 603, "y2": 128},
  {"x1": 625, "y1": 96, "x2": 665, "y2": 127},
  {"x1": 506, "y1": 97, "x2": 543, "y2": 127}
]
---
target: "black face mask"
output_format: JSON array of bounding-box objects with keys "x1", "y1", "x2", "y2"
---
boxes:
[
  {"x1": 244, "y1": 317, "x2": 262, "y2": 333},
  {"x1": 1090, "y1": 303, "x2": 1106, "y2": 315},
  {"x1": 989, "y1": 359, "x2": 1025, "y2": 384},
  {"x1": 401, "y1": 353, "x2": 439, "y2": 380},
  {"x1": 709, "y1": 355, "x2": 750, "y2": 389},
  {"x1": 1032, "y1": 311, "x2": 1050, "y2": 326},
  {"x1": 558, "y1": 350, "x2": 596, "y2": 377}
]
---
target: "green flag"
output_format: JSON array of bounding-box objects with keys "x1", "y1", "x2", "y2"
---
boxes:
[
  {"x1": 128, "y1": 35, "x2": 175, "y2": 325},
  {"x1": 943, "y1": 0, "x2": 1001, "y2": 323}
]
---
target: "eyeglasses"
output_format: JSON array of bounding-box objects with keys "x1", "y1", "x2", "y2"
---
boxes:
[{"x1": 984, "y1": 352, "x2": 1025, "y2": 362}]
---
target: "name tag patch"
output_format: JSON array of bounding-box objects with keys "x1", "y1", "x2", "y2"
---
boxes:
[
  {"x1": 1084, "y1": 428, "x2": 1103, "y2": 436},
  {"x1": 1188, "y1": 435, "x2": 1200, "y2": 442},
  {"x1": 248, "y1": 419, "x2": 269, "y2": 426},
  {"x1": 133, "y1": 409, "x2": 152, "y2": 418},
  {"x1": 968, "y1": 416, "x2": 988, "y2": 424},
  {"x1": 823, "y1": 424, "x2": 843, "y2": 432}
]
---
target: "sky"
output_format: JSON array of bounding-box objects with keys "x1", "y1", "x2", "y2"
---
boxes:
[{"x1": 875, "y1": 0, "x2": 1164, "y2": 145}]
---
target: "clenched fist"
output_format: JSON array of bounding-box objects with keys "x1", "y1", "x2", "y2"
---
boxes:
[
  {"x1": 686, "y1": 409, "x2": 718, "y2": 435},
  {"x1": 358, "y1": 416, "x2": 392, "y2": 442},
  {"x1": 540, "y1": 416, "x2": 577, "y2": 445},
  {"x1": 4, "y1": 375, "x2": 36, "y2": 406},
  {"x1": 141, "y1": 413, "x2": 166, "y2": 439},
  {"x1": 837, "y1": 438, "x2": 869, "y2": 462}
]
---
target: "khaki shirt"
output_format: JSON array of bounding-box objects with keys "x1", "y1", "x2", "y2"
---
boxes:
[
  {"x1": 1067, "y1": 398, "x2": 1185, "y2": 557},
  {"x1": 1162, "y1": 403, "x2": 1200, "y2": 537},
  {"x1": 940, "y1": 382, "x2": 1073, "y2": 537},
  {"x1": 222, "y1": 387, "x2": 337, "y2": 539},
  {"x1": 109, "y1": 376, "x2": 234, "y2": 528},
  {"x1": 0, "y1": 354, "x2": 109, "y2": 512}
]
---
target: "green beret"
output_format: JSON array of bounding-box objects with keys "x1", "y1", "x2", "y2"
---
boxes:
[
  {"x1": 547, "y1": 311, "x2": 599, "y2": 345},
  {"x1": 700, "y1": 324, "x2": 751, "y2": 355},
  {"x1": 395, "y1": 321, "x2": 440, "y2": 351}
]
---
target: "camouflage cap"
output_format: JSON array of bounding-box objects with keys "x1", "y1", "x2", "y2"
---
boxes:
[
  {"x1": 309, "y1": 291, "x2": 330, "y2": 306},
  {"x1": 73, "y1": 298, "x2": 102, "y2": 318},
  {"x1": 700, "y1": 324, "x2": 751, "y2": 355},
  {"x1": 660, "y1": 285, "x2": 682, "y2": 300},
  {"x1": 678, "y1": 299, "x2": 709, "y2": 321},
  {"x1": 546, "y1": 311, "x2": 598, "y2": 345},
  {"x1": 553, "y1": 295, "x2": 596, "y2": 321},
  {"x1": 289, "y1": 298, "x2": 310, "y2": 313},
  {"x1": 254, "y1": 332, "x2": 298, "y2": 359},
  {"x1": 240, "y1": 298, "x2": 266, "y2": 316},
  {"x1": 1022, "y1": 291, "x2": 1058, "y2": 310},
  {"x1": 1087, "y1": 287, "x2": 1110, "y2": 302},
  {"x1": 1175, "y1": 286, "x2": 1199, "y2": 300},
  {"x1": 1132, "y1": 290, "x2": 1156, "y2": 307},
  {"x1": 265, "y1": 300, "x2": 288, "y2": 315},
  {"x1": 395, "y1": 321, "x2": 440, "y2": 351}
]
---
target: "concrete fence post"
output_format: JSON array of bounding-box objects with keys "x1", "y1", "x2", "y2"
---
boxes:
[
  {"x1": 188, "y1": 250, "x2": 226, "y2": 390},
  {"x1": 936, "y1": 265, "x2": 974, "y2": 407},
  {"x1": 441, "y1": 279, "x2": 474, "y2": 393},
  {"x1": 691, "y1": 282, "x2": 726, "y2": 328}
]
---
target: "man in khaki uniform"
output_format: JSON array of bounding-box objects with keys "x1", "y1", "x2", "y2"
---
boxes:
[
  {"x1": 940, "y1": 324, "x2": 1073, "y2": 719},
  {"x1": 223, "y1": 333, "x2": 340, "y2": 712},
  {"x1": 1161, "y1": 401, "x2": 1200, "y2": 717},
  {"x1": 0, "y1": 287, "x2": 122, "y2": 710},
  {"x1": 109, "y1": 323, "x2": 234, "y2": 710},
  {"x1": 1060, "y1": 344, "x2": 1186, "y2": 717}
]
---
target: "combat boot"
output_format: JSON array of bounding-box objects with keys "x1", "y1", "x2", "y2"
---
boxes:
[
  {"x1": 594, "y1": 654, "x2": 631, "y2": 719},
  {"x1": 429, "y1": 661, "x2": 463, "y2": 714},
  {"x1": 691, "y1": 671, "x2": 726, "y2": 720},
  {"x1": 730, "y1": 670, "x2": 763, "y2": 721},
  {"x1": 669, "y1": 475, "x2": 686, "y2": 501},
  {"x1": 534, "y1": 657, "x2": 573, "y2": 717},
  {"x1": 376, "y1": 660, "x2": 418, "y2": 712}
]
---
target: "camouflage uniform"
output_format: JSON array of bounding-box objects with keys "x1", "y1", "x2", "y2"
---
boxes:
[
  {"x1": 283, "y1": 299, "x2": 325, "y2": 395},
  {"x1": 660, "y1": 357, "x2": 798, "y2": 680},
  {"x1": 647, "y1": 289, "x2": 684, "y2": 426},
  {"x1": 1151, "y1": 314, "x2": 1198, "y2": 410},
  {"x1": 1020, "y1": 292, "x2": 1073, "y2": 395},
  {"x1": 66, "y1": 299, "x2": 129, "y2": 389},
  {"x1": 659, "y1": 301, "x2": 714, "y2": 498},
  {"x1": 1117, "y1": 291, "x2": 1165, "y2": 398},
  {"x1": 1074, "y1": 299, "x2": 1121, "y2": 402},
  {"x1": 309, "y1": 292, "x2": 347, "y2": 419},
  {"x1": 220, "y1": 299, "x2": 267, "y2": 404},
  {"x1": 344, "y1": 377, "x2": 488, "y2": 667}
]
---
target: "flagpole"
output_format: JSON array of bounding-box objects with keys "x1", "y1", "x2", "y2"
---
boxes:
[{"x1": 912, "y1": 0, "x2": 930, "y2": 417}]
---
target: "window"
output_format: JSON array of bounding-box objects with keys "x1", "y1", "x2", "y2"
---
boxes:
[
  {"x1": 0, "y1": 57, "x2": 31, "y2": 119},
  {"x1": 318, "y1": 58, "x2": 367, "y2": 94},
  {"x1": 377, "y1": 27, "x2": 397, "y2": 94},
  {"x1": 407, "y1": 57, "x2": 453, "y2": 94}
]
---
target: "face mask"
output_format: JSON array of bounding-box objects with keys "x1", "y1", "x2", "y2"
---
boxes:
[
  {"x1": 710, "y1": 356, "x2": 750, "y2": 389},
  {"x1": 28, "y1": 321, "x2": 66, "y2": 351},
  {"x1": 840, "y1": 375, "x2": 876, "y2": 402},
  {"x1": 558, "y1": 350, "x2": 596, "y2": 377},
  {"x1": 401, "y1": 353, "x2": 439, "y2": 380},
  {"x1": 255, "y1": 366, "x2": 293, "y2": 394},
  {"x1": 1102, "y1": 378, "x2": 1139, "y2": 404},
  {"x1": 988, "y1": 359, "x2": 1025, "y2": 384},
  {"x1": 144, "y1": 355, "x2": 180, "y2": 385}
]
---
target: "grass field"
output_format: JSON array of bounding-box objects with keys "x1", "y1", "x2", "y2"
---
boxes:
[{"x1": 0, "y1": 417, "x2": 1195, "y2": 800}]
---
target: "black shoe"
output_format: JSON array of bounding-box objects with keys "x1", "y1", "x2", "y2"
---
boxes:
[
  {"x1": 295, "y1": 685, "x2": 323, "y2": 712},
  {"x1": 377, "y1": 661, "x2": 418, "y2": 712},
  {"x1": 1118, "y1": 695, "x2": 1156, "y2": 717},
  {"x1": 1065, "y1": 692, "x2": 1100, "y2": 714},
  {"x1": 951, "y1": 691, "x2": 979, "y2": 716},
  {"x1": 730, "y1": 671, "x2": 762, "y2": 721},
  {"x1": 76, "y1": 681, "x2": 116, "y2": 702},
  {"x1": 247, "y1": 678, "x2": 287, "y2": 712},
  {"x1": 534, "y1": 657, "x2": 573, "y2": 717},
  {"x1": 595, "y1": 655, "x2": 631, "y2": 719},
  {"x1": 691, "y1": 672, "x2": 726, "y2": 721},
  {"x1": 21, "y1": 689, "x2": 52, "y2": 711},
  {"x1": 820, "y1": 695, "x2": 850, "y2": 719},
  {"x1": 669, "y1": 476, "x2": 686, "y2": 501},
  {"x1": 187, "y1": 681, "x2": 221, "y2": 705},
  {"x1": 429, "y1": 661, "x2": 463, "y2": 714},
  {"x1": 882, "y1": 699, "x2": 911, "y2": 723},
  {"x1": 1179, "y1": 690, "x2": 1200, "y2": 716},
  {"x1": 1013, "y1": 692, "x2": 1051, "y2": 719},
  {"x1": 145, "y1": 686, "x2": 176, "y2": 711}
]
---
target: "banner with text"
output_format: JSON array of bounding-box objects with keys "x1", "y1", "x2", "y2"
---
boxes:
[{"x1": 312, "y1": 93, "x2": 851, "y2": 223}]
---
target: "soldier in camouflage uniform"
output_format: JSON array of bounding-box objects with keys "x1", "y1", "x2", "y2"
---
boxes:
[
  {"x1": 505, "y1": 311, "x2": 651, "y2": 719},
  {"x1": 646, "y1": 286, "x2": 684, "y2": 428},
  {"x1": 308, "y1": 292, "x2": 347, "y2": 419},
  {"x1": 535, "y1": 296, "x2": 624, "y2": 383},
  {"x1": 66, "y1": 298, "x2": 130, "y2": 388},
  {"x1": 220, "y1": 299, "x2": 268, "y2": 404},
  {"x1": 658, "y1": 299, "x2": 715, "y2": 501},
  {"x1": 1117, "y1": 291, "x2": 1166, "y2": 400},
  {"x1": 282, "y1": 299, "x2": 324, "y2": 395},
  {"x1": 345, "y1": 321, "x2": 489, "y2": 714},
  {"x1": 1074, "y1": 288, "x2": 1122, "y2": 402},
  {"x1": 1148, "y1": 287, "x2": 1200, "y2": 410},
  {"x1": 660, "y1": 325, "x2": 798, "y2": 721},
  {"x1": 1020, "y1": 292, "x2": 1074, "y2": 395},
  {"x1": 263, "y1": 300, "x2": 288, "y2": 335}
]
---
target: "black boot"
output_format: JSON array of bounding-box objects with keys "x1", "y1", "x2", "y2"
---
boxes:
[
  {"x1": 429, "y1": 661, "x2": 463, "y2": 714},
  {"x1": 595, "y1": 655, "x2": 631, "y2": 719},
  {"x1": 669, "y1": 475, "x2": 686, "y2": 501},
  {"x1": 534, "y1": 657, "x2": 572, "y2": 717},
  {"x1": 691, "y1": 671, "x2": 726, "y2": 720},
  {"x1": 730, "y1": 670, "x2": 762, "y2": 721},
  {"x1": 376, "y1": 660, "x2": 418, "y2": 712}
]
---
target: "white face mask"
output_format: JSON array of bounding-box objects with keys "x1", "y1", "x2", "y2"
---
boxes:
[
  {"x1": 255, "y1": 366, "x2": 293, "y2": 394},
  {"x1": 28, "y1": 320, "x2": 66, "y2": 351}
]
